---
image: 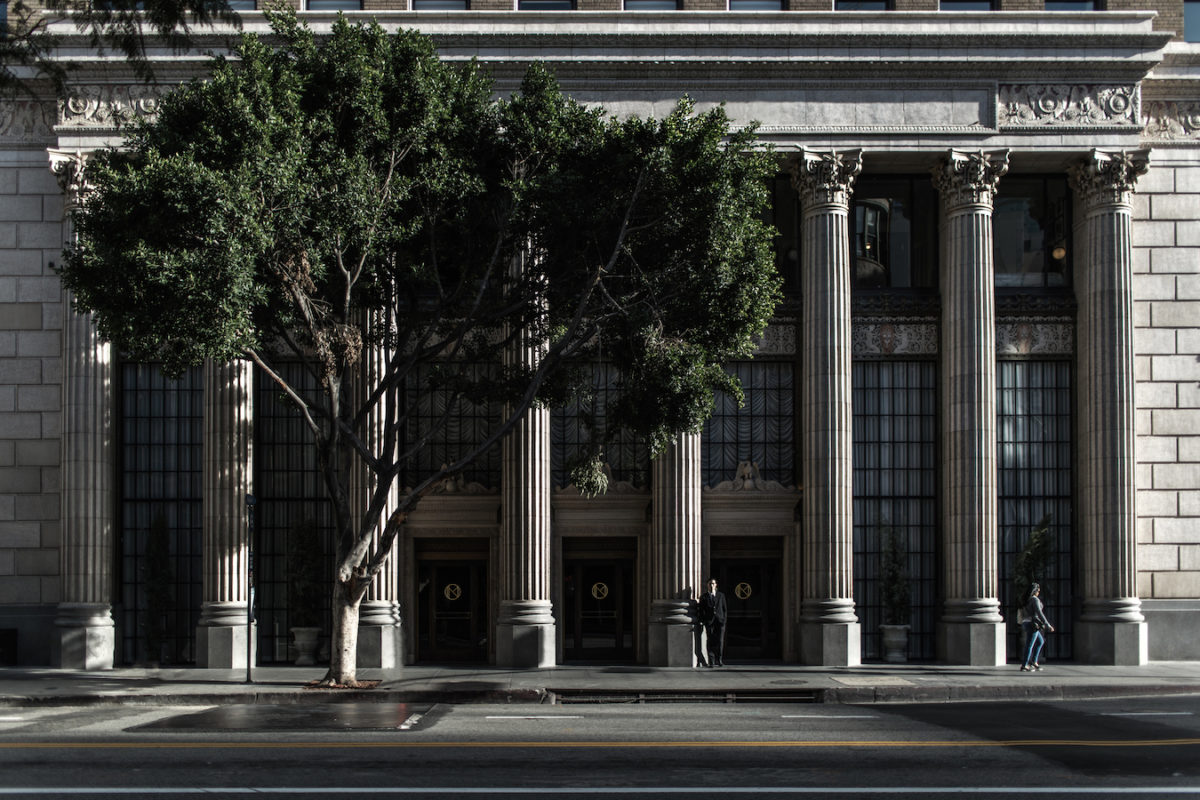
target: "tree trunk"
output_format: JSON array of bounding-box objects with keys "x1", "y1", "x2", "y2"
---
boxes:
[{"x1": 326, "y1": 579, "x2": 363, "y2": 686}]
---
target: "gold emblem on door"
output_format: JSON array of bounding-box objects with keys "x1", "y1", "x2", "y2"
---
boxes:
[
  {"x1": 735, "y1": 582, "x2": 752, "y2": 600},
  {"x1": 443, "y1": 583, "x2": 462, "y2": 601},
  {"x1": 591, "y1": 582, "x2": 609, "y2": 600}
]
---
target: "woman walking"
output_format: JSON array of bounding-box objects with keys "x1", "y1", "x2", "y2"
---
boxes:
[{"x1": 1021, "y1": 583, "x2": 1054, "y2": 672}]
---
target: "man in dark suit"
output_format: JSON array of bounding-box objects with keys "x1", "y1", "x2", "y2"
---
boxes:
[{"x1": 698, "y1": 578, "x2": 728, "y2": 667}]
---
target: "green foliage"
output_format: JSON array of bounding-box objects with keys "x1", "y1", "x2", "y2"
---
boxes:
[
  {"x1": 880, "y1": 527, "x2": 910, "y2": 626},
  {"x1": 287, "y1": 518, "x2": 326, "y2": 629},
  {"x1": 1014, "y1": 513, "x2": 1054, "y2": 608}
]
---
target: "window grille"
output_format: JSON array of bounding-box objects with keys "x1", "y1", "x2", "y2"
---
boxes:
[
  {"x1": 997, "y1": 360, "x2": 1074, "y2": 661},
  {"x1": 702, "y1": 362, "x2": 796, "y2": 488},
  {"x1": 552, "y1": 364, "x2": 650, "y2": 490},
  {"x1": 119, "y1": 363, "x2": 203, "y2": 665},
  {"x1": 402, "y1": 363, "x2": 502, "y2": 489},
  {"x1": 852, "y1": 360, "x2": 938, "y2": 660}
]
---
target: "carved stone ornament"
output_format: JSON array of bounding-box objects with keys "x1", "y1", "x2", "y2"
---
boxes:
[
  {"x1": 0, "y1": 100, "x2": 55, "y2": 142},
  {"x1": 47, "y1": 149, "x2": 92, "y2": 211},
  {"x1": 996, "y1": 318, "x2": 1074, "y2": 356},
  {"x1": 790, "y1": 148, "x2": 863, "y2": 209},
  {"x1": 1141, "y1": 100, "x2": 1200, "y2": 143},
  {"x1": 754, "y1": 323, "x2": 796, "y2": 356},
  {"x1": 704, "y1": 460, "x2": 794, "y2": 493},
  {"x1": 59, "y1": 84, "x2": 166, "y2": 129},
  {"x1": 1068, "y1": 149, "x2": 1150, "y2": 212},
  {"x1": 851, "y1": 319, "x2": 938, "y2": 357},
  {"x1": 998, "y1": 84, "x2": 1139, "y2": 129},
  {"x1": 932, "y1": 149, "x2": 1010, "y2": 211}
]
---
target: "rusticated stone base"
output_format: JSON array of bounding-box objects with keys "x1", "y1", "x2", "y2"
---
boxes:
[
  {"x1": 357, "y1": 623, "x2": 404, "y2": 669},
  {"x1": 52, "y1": 603, "x2": 114, "y2": 670},
  {"x1": 938, "y1": 621, "x2": 1005, "y2": 665},
  {"x1": 196, "y1": 623, "x2": 256, "y2": 669},
  {"x1": 496, "y1": 600, "x2": 555, "y2": 668},
  {"x1": 1076, "y1": 620, "x2": 1147, "y2": 666}
]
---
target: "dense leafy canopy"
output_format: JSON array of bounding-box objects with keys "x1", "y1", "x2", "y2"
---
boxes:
[{"x1": 60, "y1": 13, "x2": 781, "y2": 682}]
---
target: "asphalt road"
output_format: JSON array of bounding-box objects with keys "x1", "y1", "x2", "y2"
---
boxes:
[{"x1": 1, "y1": 694, "x2": 1199, "y2": 799}]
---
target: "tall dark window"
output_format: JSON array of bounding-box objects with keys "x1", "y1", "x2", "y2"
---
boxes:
[
  {"x1": 254, "y1": 363, "x2": 334, "y2": 663},
  {"x1": 402, "y1": 363, "x2": 502, "y2": 489},
  {"x1": 119, "y1": 363, "x2": 203, "y2": 665},
  {"x1": 997, "y1": 360, "x2": 1074, "y2": 661},
  {"x1": 1186, "y1": 0, "x2": 1200, "y2": 42},
  {"x1": 993, "y1": 176, "x2": 1070, "y2": 289},
  {"x1": 702, "y1": 362, "x2": 795, "y2": 489},
  {"x1": 768, "y1": 173, "x2": 802, "y2": 296},
  {"x1": 852, "y1": 361, "x2": 938, "y2": 661},
  {"x1": 850, "y1": 177, "x2": 938, "y2": 290},
  {"x1": 552, "y1": 364, "x2": 649, "y2": 490}
]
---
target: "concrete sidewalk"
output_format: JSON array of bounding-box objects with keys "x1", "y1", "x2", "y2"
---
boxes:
[{"x1": 1, "y1": 661, "x2": 1198, "y2": 706}]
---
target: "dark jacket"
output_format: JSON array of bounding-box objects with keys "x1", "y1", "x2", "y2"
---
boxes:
[{"x1": 699, "y1": 591, "x2": 728, "y2": 625}]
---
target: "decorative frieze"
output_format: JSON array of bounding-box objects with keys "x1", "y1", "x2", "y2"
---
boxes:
[
  {"x1": 996, "y1": 318, "x2": 1074, "y2": 356},
  {"x1": 1142, "y1": 100, "x2": 1200, "y2": 143},
  {"x1": 851, "y1": 319, "x2": 938, "y2": 357},
  {"x1": 59, "y1": 84, "x2": 166, "y2": 129},
  {"x1": 704, "y1": 460, "x2": 793, "y2": 492},
  {"x1": 754, "y1": 322, "x2": 796, "y2": 357},
  {"x1": 998, "y1": 84, "x2": 1139, "y2": 130},
  {"x1": 0, "y1": 100, "x2": 55, "y2": 142},
  {"x1": 1069, "y1": 149, "x2": 1150, "y2": 212}
]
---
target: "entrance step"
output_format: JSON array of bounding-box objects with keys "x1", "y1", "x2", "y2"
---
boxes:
[{"x1": 548, "y1": 688, "x2": 820, "y2": 704}]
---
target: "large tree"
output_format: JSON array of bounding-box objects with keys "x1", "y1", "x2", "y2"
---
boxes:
[{"x1": 59, "y1": 12, "x2": 781, "y2": 686}]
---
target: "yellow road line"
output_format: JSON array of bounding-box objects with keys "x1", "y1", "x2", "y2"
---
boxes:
[{"x1": 2, "y1": 738, "x2": 1199, "y2": 749}]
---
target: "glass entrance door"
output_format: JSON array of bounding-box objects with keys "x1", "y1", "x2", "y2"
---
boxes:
[
  {"x1": 711, "y1": 537, "x2": 783, "y2": 660},
  {"x1": 417, "y1": 560, "x2": 487, "y2": 661},
  {"x1": 563, "y1": 545, "x2": 635, "y2": 662}
]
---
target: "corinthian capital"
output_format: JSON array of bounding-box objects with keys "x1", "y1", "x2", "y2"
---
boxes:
[
  {"x1": 47, "y1": 149, "x2": 92, "y2": 213},
  {"x1": 933, "y1": 149, "x2": 1010, "y2": 211},
  {"x1": 791, "y1": 148, "x2": 863, "y2": 210},
  {"x1": 1069, "y1": 149, "x2": 1150, "y2": 212}
]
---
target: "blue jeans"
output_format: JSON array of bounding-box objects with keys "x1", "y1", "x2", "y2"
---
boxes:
[{"x1": 1022, "y1": 622, "x2": 1044, "y2": 667}]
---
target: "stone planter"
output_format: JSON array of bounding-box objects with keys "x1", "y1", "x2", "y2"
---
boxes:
[{"x1": 880, "y1": 624, "x2": 911, "y2": 663}]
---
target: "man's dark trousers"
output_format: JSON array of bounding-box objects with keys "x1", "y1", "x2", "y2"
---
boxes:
[{"x1": 699, "y1": 591, "x2": 728, "y2": 666}]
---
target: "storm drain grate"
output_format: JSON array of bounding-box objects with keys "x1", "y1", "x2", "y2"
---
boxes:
[{"x1": 550, "y1": 689, "x2": 820, "y2": 705}]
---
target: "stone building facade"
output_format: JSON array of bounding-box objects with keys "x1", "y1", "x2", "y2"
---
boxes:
[{"x1": 0, "y1": 2, "x2": 1197, "y2": 669}]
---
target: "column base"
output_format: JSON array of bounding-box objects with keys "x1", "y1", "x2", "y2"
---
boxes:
[
  {"x1": 648, "y1": 600, "x2": 700, "y2": 667},
  {"x1": 1076, "y1": 621, "x2": 1147, "y2": 666},
  {"x1": 52, "y1": 603, "x2": 115, "y2": 670},
  {"x1": 496, "y1": 600, "x2": 556, "y2": 668},
  {"x1": 797, "y1": 621, "x2": 861, "y2": 667},
  {"x1": 196, "y1": 623, "x2": 257, "y2": 669},
  {"x1": 357, "y1": 624, "x2": 404, "y2": 669},
  {"x1": 937, "y1": 621, "x2": 1005, "y2": 665}
]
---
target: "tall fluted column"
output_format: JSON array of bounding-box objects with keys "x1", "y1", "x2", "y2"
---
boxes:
[
  {"x1": 196, "y1": 358, "x2": 255, "y2": 668},
  {"x1": 933, "y1": 149, "x2": 1008, "y2": 665},
  {"x1": 648, "y1": 432, "x2": 703, "y2": 667},
  {"x1": 354, "y1": 342, "x2": 404, "y2": 668},
  {"x1": 792, "y1": 148, "x2": 861, "y2": 667},
  {"x1": 50, "y1": 149, "x2": 116, "y2": 670},
  {"x1": 496, "y1": 326, "x2": 555, "y2": 667},
  {"x1": 1070, "y1": 149, "x2": 1150, "y2": 665}
]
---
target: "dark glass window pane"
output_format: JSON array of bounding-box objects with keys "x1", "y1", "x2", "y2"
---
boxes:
[
  {"x1": 769, "y1": 173, "x2": 802, "y2": 296},
  {"x1": 702, "y1": 362, "x2": 795, "y2": 489},
  {"x1": 731, "y1": 0, "x2": 785, "y2": 7},
  {"x1": 552, "y1": 364, "x2": 649, "y2": 490},
  {"x1": 413, "y1": 0, "x2": 469, "y2": 7},
  {"x1": 851, "y1": 177, "x2": 936, "y2": 290},
  {"x1": 625, "y1": 0, "x2": 678, "y2": 7},
  {"x1": 994, "y1": 177, "x2": 1070, "y2": 288},
  {"x1": 939, "y1": 0, "x2": 993, "y2": 8},
  {"x1": 1045, "y1": 0, "x2": 1096, "y2": 8},
  {"x1": 402, "y1": 363, "x2": 501, "y2": 489},
  {"x1": 836, "y1": 0, "x2": 889, "y2": 8},
  {"x1": 1186, "y1": 0, "x2": 1200, "y2": 42},
  {"x1": 226, "y1": 0, "x2": 255, "y2": 9},
  {"x1": 305, "y1": 0, "x2": 361, "y2": 8},
  {"x1": 852, "y1": 361, "x2": 938, "y2": 661},
  {"x1": 519, "y1": 0, "x2": 575, "y2": 8}
]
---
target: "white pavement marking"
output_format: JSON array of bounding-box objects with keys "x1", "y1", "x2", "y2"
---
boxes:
[
  {"x1": 781, "y1": 715, "x2": 877, "y2": 719},
  {"x1": 484, "y1": 715, "x2": 584, "y2": 720},
  {"x1": 399, "y1": 713, "x2": 423, "y2": 731},
  {"x1": 1101, "y1": 712, "x2": 1194, "y2": 717},
  {"x1": 3, "y1": 787, "x2": 1200, "y2": 795}
]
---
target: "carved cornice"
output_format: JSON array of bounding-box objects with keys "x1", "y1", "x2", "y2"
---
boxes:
[
  {"x1": 998, "y1": 84, "x2": 1139, "y2": 130},
  {"x1": 1141, "y1": 99, "x2": 1200, "y2": 144},
  {"x1": 59, "y1": 84, "x2": 166, "y2": 130},
  {"x1": 996, "y1": 317, "x2": 1074, "y2": 356},
  {"x1": 852, "y1": 319, "x2": 939, "y2": 357},
  {"x1": 1068, "y1": 148, "x2": 1150, "y2": 212},
  {"x1": 933, "y1": 149, "x2": 1009, "y2": 211},
  {"x1": 791, "y1": 148, "x2": 862, "y2": 210}
]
